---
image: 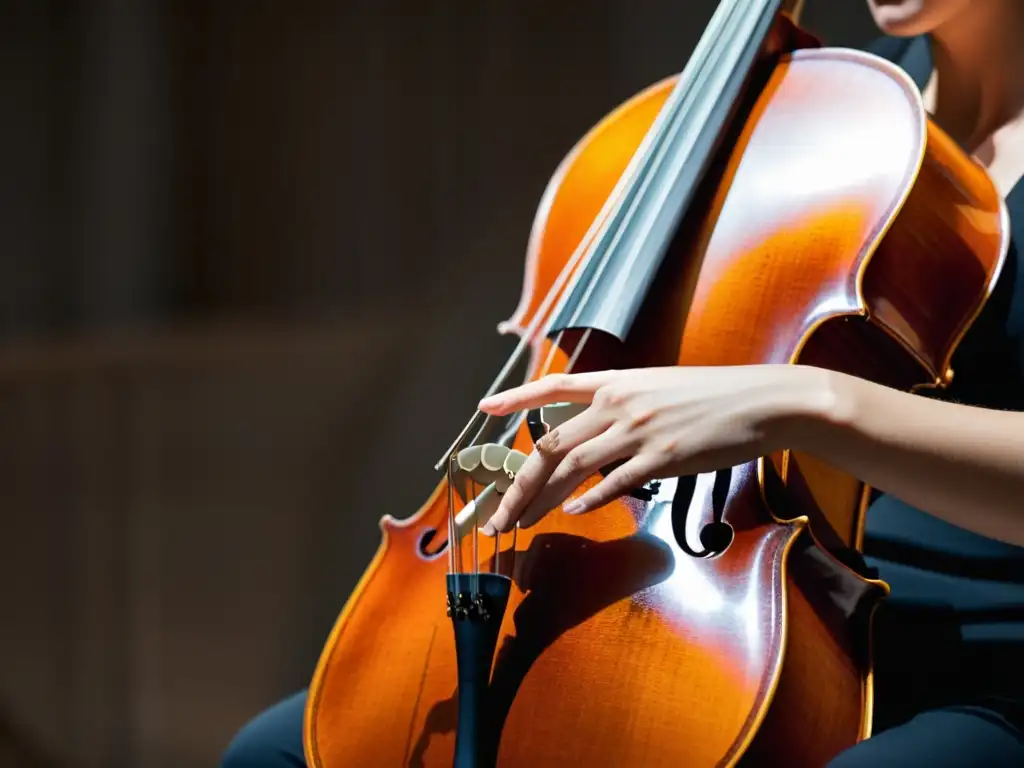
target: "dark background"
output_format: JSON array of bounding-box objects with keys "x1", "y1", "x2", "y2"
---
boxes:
[{"x1": 0, "y1": 1, "x2": 878, "y2": 765}]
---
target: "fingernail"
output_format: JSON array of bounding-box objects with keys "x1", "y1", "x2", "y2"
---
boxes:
[
  {"x1": 481, "y1": 524, "x2": 496, "y2": 537},
  {"x1": 517, "y1": 508, "x2": 536, "y2": 529},
  {"x1": 478, "y1": 396, "x2": 501, "y2": 409},
  {"x1": 562, "y1": 499, "x2": 584, "y2": 515}
]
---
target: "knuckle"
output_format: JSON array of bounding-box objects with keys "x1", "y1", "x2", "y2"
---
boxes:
[
  {"x1": 615, "y1": 467, "x2": 639, "y2": 489},
  {"x1": 657, "y1": 437, "x2": 678, "y2": 455},
  {"x1": 564, "y1": 449, "x2": 586, "y2": 475},
  {"x1": 536, "y1": 428, "x2": 562, "y2": 454},
  {"x1": 628, "y1": 406, "x2": 656, "y2": 429},
  {"x1": 594, "y1": 386, "x2": 622, "y2": 408}
]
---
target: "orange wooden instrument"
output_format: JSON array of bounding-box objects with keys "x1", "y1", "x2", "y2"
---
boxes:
[{"x1": 304, "y1": 1, "x2": 1008, "y2": 765}]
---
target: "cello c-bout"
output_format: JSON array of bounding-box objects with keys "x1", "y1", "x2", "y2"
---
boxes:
[{"x1": 304, "y1": 3, "x2": 1008, "y2": 766}]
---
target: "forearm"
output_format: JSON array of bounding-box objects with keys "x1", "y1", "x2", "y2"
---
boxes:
[{"x1": 794, "y1": 368, "x2": 1024, "y2": 547}]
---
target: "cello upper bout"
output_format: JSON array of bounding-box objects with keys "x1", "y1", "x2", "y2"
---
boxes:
[
  {"x1": 861, "y1": 101, "x2": 1009, "y2": 386},
  {"x1": 501, "y1": 10, "x2": 825, "y2": 342}
]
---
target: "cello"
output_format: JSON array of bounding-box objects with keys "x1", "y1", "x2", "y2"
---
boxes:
[{"x1": 304, "y1": 0, "x2": 1008, "y2": 764}]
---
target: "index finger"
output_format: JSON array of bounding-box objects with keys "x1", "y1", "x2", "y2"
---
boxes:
[{"x1": 478, "y1": 371, "x2": 613, "y2": 415}]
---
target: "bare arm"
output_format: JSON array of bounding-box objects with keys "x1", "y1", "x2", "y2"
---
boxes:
[
  {"x1": 477, "y1": 363, "x2": 1024, "y2": 542},
  {"x1": 799, "y1": 369, "x2": 1024, "y2": 546}
]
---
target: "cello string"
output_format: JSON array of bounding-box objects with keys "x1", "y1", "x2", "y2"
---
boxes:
[
  {"x1": 456, "y1": 459, "x2": 466, "y2": 581},
  {"x1": 536, "y1": 0, "x2": 748, "y2": 352},
  {"x1": 556, "y1": 0, "x2": 750, "y2": 335},
  {"x1": 494, "y1": 520, "x2": 500, "y2": 578},
  {"x1": 475, "y1": 1, "x2": 756, "y2": 543},
  {"x1": 445, "y1": 0, "x2": 758, "y2": 578},
  {"x1": 432, "y1": 2, "x2": 738, "y2": 472},
  {"x1": 510, "y1": 524, "x2": 518, "y2": 583},
  {"x1": 529, "y1": 0, "x2": 750, "y2": 383},
  {"x1": 441, "y1": 100, "x2": 684, "y2": 571},
  {"x1": 501, "y1": 0, "x2": 751, "y2": 392},
  {"x1": 563, "y1": 328, "x2": 594, "y2": 375},
  {"x1": 447, "y1": 455, "x2": 458, "y2": 578},
  {"x1": 472, "y1": 476, "x2": 479, "y2": 596}
]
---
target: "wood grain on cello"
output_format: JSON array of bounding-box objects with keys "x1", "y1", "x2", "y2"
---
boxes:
[{"x1": 304, "y1": 1, "x2": 1008, "y2": 765}]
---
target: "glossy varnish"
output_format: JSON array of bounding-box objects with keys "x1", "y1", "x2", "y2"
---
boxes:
[{"x1": 304, "y1": 43, "x2": 1007, "y2": 768}]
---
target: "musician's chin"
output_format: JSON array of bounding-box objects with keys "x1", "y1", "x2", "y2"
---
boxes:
[{"x1": 866, "y1": 0, "x2": 970, "y2": 38}]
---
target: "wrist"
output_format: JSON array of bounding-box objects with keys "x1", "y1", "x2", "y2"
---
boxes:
[{"x1": 763, "y1": 365, "x2": 858, "y2": 453}]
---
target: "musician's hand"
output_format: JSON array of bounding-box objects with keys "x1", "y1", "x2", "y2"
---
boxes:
[{"x1": 476, "y1": 364, "x2": 838, "y2": 535}]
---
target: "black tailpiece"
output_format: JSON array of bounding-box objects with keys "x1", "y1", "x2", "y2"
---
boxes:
[{"x1": 447, "y1": 573, "x2": 512, "y2": 768}]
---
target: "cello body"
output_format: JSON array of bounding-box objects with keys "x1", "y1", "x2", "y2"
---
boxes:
[{"x1": 304, "y1": 36, "x2": 1008, "y2": 768}]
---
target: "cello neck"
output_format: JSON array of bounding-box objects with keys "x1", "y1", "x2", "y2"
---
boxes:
[{"x1": 545, "y1": 0, "x2": 783, "y2": 344}]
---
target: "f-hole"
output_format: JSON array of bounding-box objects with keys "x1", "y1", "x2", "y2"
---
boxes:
[
  {"x1": 670, "y1": 470, "x2": 734, "y2": 557},
  {"x1": 418, "y1": 528, "x2": 449, "y2": 560}
]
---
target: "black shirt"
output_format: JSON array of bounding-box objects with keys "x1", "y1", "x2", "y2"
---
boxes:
[
  {"x1": 861, "y1": 34, "x2": 1024, "y2": 726},
  {"x1": 863, "y1": 35, "x2": 1024, "y2": 576}
]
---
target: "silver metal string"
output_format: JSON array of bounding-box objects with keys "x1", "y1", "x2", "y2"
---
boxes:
[{"x1": 441, "y1": 0, "x2": 778, "y2": 579}]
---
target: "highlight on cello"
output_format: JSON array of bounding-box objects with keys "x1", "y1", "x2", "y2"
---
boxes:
[{"x1": 222, "y1": 0, "x2": 1024, "y2": 765}]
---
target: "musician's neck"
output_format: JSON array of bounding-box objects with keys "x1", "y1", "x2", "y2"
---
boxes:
[{"x1": 927, "y1": 3, "x2": 1024, "y2": 150}]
